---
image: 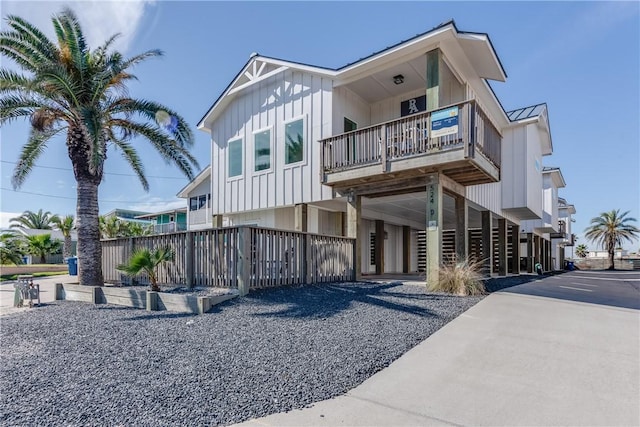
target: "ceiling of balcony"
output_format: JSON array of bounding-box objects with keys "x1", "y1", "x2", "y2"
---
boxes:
[{"x1": 342, "y1": 55, "x2": 427, "y2": 104}]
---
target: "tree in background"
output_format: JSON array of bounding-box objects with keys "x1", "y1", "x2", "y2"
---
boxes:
[
  {"x1": 10, "y1": 209, "x2": 58, "y2": 230},
  {"x1": 99, "y1": 216, "x2": 152, "y2": 239},
  {"x1": 575, "y1": 244, "x2": 588, "y2": 258},
  {"x1": 0, "y1": 231, "x2": 25, "y2": 265},
  {"x1": 52, "y1": 214, "x2": 75, "y2": 258},
  {"x1": 584, "y1": 210, "x2": 639, "y2": 270},
  {"x1": 1, "y1": 9, "x2": 198, "y2": 286},
  {"x1": 24, "y1": 233, "x2": 62, "y2": 264}
]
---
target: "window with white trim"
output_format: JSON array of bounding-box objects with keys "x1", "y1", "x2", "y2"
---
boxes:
[
  {"x1": 228, "y1": 138, "x2": 243, "y2": 178},
  {"x1": 254, "y1": 129, "x2": 271, "y2": 171},
  {"x1": 284, "y1": 119, "x2": 304, "y2": 164}
]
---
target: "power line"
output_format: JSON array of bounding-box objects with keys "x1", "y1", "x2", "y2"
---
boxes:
[
  {"x1": 0, "y1": 160, "x2": 188, "y2": 180},
  {"x1": 1, "y1": 187, "x2": 184, "y2": 205}
]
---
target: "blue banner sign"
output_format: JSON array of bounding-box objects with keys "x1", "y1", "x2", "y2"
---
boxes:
[{"x1": 430, "y1": 106, "x2": 459, "y2": 138}]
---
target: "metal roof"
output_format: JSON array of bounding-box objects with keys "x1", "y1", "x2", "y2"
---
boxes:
[{"x1": 506, "y1": 103, "x2": 546, "y2": 122}]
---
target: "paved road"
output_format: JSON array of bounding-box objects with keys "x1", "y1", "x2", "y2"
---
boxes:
[
  {"x1": 0, "y1": 274, "x2": 71, "y2": 316},
  {"x1": 501, "y1": 270, "x2": 640, "y2": 310},
  {"x1": 237, "y1": 270, "x2": 640, "y2": 426}
]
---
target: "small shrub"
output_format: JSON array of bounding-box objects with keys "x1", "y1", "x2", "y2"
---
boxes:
[
  {"x1": 117, "y1": 246, "x2": 174, "y2": 292},
  {"x1": 428, "y1": 256, "x2": 485, "y2": 296}
]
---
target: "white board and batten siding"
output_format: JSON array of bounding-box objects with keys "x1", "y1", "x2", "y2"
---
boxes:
[
  {"x1": 210, "y1": 69, "x2": 333, "y2": 216},
  {"x1": 500, "y1": 123, "x2": 543, "y2": 220},
  {"x1": 332, "y1": 86, "x2": 371, "y2": 133}
]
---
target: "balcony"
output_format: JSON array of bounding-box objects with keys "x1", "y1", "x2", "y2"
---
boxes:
[
  {"x1": 153, "y1": 222, "x2": 187, "y2": 234},
  {"x1": 320, "y1": 100, "x2": 501, "y2": 193}
]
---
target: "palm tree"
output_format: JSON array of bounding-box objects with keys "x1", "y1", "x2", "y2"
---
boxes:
[
  {"x1": 117, "y1": 246, "x2": 174, "y2": 292},
  {"x1": 24, "y1": 233, "x2": 62, "y2": 264},
  {"x1": 99, "y1": 215, "x2": 123, "y2": 239},
  {"x1": 0, "y1": 231, "x2": 25, "y2": 265},
  {"x1": 584, "y1": 210, "x2": 639, "y2": 270},
  {"x1": 10, "y1": 209, "x2": 58, "y2": 230},
  {"x1": 52, "y1": 214, "x2": 74, "y2": 258},
  {"x1": 575, "y1": 244, "x2": 588, "y2": 258},
  {"x1": 1, "y1": 9, "x2": 198, "y2": 286}
]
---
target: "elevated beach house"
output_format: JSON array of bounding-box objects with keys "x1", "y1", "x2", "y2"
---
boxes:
[{"x1": 179, "y1": 20, "x2": 574, "y2": 284}]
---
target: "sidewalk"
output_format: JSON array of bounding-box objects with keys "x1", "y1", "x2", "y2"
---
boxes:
[
  {"x1": 0, "y1": 274, "x2": 73, "y2": 316},
  {"x1": 237, "y1": 273, "x2": 640, "y2": 426}
]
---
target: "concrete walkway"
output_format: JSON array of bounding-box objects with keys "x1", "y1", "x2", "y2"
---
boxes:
[
  {"x1": 0, "y1": 274, "x2": 72, "y2": 316},
  {"x1": 237, "y1": 271, "x2": 640, "y2": 426}
]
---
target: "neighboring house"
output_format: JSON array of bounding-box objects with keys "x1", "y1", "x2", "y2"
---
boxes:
[
  {"x1": 135, "y1": 208, "x2": 188, "y2": 234},
  {"x1": 103, "y1": 208, "x2": 153, "y2": 226},
  {"x1": 177, "y1": 165, "x2": 218, "y2": 230},
  {"x1": 551, "y1": 197, "x2": 576, "y2": 267},
  {"x1": 187, "y1": 20, "x2": 574, "y2": 280},
  {"x1": 10, "y1": 228, "x2": 77, "y2": 264},
  {"x1": 521, "y1": 167, "x2": 572, "y2": 271}
]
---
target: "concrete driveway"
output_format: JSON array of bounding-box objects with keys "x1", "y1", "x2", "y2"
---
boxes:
[
  {"x1": 0, "y1": 274, "x2": 72, "y2": 316},
  {"x1": 237, "y1": 271, "x2": 640, "y2": 426}
]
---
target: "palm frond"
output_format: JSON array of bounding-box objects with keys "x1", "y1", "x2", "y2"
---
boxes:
[
  {"x1": 3, "y1": 14, "x2": 58, "y2": 63},
  {"x1": 12, "y1": 126, "x2": 65, "y2": 188},
  {"x1": 111, "y1": 138, "x2": 149, "y2": 190}
]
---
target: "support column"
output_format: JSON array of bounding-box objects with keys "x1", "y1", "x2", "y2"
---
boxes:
[
  {"x1": 454, "y1": 195, "x2": 468, "y2": 261},
  {"x1": 511, "y1": 225, "x2": 520, "y2": 275},
  {"x1": 347, "y1": 194, "x2": 362, "y2": 281},
  {"x1": 212, "y1": 214, "x2": 223, "y2": 228},
  {"x1": 375, "y1": 220, "x2": 385, "y2": 275},
  {"x1": 426, "y1": 49, "x2": 440, "y2": 110},
  {"x1": 498, "y1": 218, "x2": 507, "y2": 276},
  {"x1": 294, "y1": 203, "x2": 308, "y2": 232},
  {"x1": 481, "y1": 211, "x2": 492, "y2": 276},
  {"x1": 526, "y1": 233, "x2": 533, "y2": 273},
  {"x1": 402, "y1": 226, "x2": 411, "y2": 274},
  {"x1": 534, "y1": 235, "x2": 541, "y2": 270},
  {"x1": 426, "y1": 175, "x2": 443, "y2": 287}
]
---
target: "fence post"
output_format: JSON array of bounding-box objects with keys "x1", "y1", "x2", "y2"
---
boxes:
[
  {"x1": 305, "y1": 234, "x2": 313, "y2": 285},
  {"x1": 237, "y1": 226, "x2": 251, "y2": 296},
  {"x1": 127, "y1": 237, "x2": 135, "y2": 285},
  {"x1": 185, "y1": 231, "x2": 194, "y2": 288}
]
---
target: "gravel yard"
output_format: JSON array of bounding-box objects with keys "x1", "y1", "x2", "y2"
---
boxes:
[{"x1": 0, "y1": 280, "x2": 489, "y2": 426}]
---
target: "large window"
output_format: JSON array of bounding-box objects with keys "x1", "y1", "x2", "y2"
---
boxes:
[
  {"x1": 254, "y1": 129, "x2": 271, "y2": 171},
  {"x1": 228, "y1": 138, "x2": 243, "y2": 178},
  {"x1": 285, "y1": 118, "x2": 304, "y2": 164},
  {"x1": 189, "y1": 194, "x2": 210, "y2": 211}
]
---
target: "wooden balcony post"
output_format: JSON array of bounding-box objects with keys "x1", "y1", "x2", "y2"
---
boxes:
[
  {"x1": 454, "y1": 195, "x2": 468, "y2": 260},
  {"x1": 402, "y1": 226, "x2": 411, "y2": 273},
  {"x1": 375, "y1": 220, "x2": 385, "y2": 275},
  {"x1": 381, "y1": 125, "x2": 388, "y2": 172},
  {"x1": 511, "y1": 224, "x2": 521, "y2": 274}
]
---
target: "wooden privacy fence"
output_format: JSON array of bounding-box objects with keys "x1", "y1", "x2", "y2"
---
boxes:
[{"x1": 102, "y1": 225, "x2": 355, "y2": 294}]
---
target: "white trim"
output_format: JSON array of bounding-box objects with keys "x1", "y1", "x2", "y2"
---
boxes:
[
  {"x1": 282, "y1": 115, "x2": 307, "y2": 168},
  {"x1": 227, "y1": 137, "x2": 244, "y2": 181},
  {"x1": 228, "y1": 66, "x2": 290, "y2": 96},
  {"x1": 252, "y1": 125, "x2": 273, "y2": 175}
]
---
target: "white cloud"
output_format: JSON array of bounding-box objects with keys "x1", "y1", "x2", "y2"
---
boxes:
[
  {"x1": 0, "y1": 211, "x2": 22, "y2": 229},
  {"x1": 2, "y1": 0, "x2": 156, "y2": 54}
]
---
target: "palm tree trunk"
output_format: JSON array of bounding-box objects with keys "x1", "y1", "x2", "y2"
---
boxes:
[
  {"x1": 63, "y1": 236, "x2": 72, "y2": 259},
  {"x1": 75, "y1": 177, "x2": 103, "y2": 286}
]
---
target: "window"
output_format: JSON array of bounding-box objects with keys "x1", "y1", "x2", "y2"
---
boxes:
[
  {"x1": 254, "y1": 129, "x2": 271, "y2": 171},
  {"x1": 189, "y1": 194, "x2": 211, "y2": 211},
  {"x1": 285, "y1": 118, "x2": 304, "y2": 164},
  {"x1": 228, "y1": 138, "x2": 243, "y2": 177}
]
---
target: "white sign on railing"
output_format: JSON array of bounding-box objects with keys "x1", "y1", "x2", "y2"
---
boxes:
[{"x1": 430, "y1": 106, "x2": 459, "y2": 138}]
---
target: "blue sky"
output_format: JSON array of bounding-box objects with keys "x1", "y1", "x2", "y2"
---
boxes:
[{"x1": 1, "y1": 1, "x2": 638, "y2": 251}]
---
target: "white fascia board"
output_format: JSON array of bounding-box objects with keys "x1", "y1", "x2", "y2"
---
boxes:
[
  {"x1": 198, "y1": 57, "x2": 335, "y2": 130},
  {"x1": 227, "y1": 66, "x2": 290, "y2": 96},
  {"x1": 335, "y1": 27, "x2": 454, "y2": 86},
  {"x1": 457, "y1": 33, "x2": 507, "y2": 82},
  {"x1": 176, "y1": 166, "x2": 211, "y2": 198},
  {"x1": 542, "y1": 168, "x2": 566, "y2": 188}
]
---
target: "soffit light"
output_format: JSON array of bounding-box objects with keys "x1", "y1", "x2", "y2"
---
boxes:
[{"x1": 393, "y1": 74, "x2": 404, "y2": 85}]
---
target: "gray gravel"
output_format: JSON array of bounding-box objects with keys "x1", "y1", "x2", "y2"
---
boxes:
[{"x1": 0, "y1": 281, "x2": 481, "y2": 426}]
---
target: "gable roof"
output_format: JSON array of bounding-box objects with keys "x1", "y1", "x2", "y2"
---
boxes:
[
  {"x1": 506, "y1": 103, "x2": 546, "y2": 122},
  {"x1": 198, "y1": 20, "x2": 508, "y2": 129},
  {"x1": 176, "y1": 165, "x2": 211, "y2": 198},
  {"x1": 506, "y1": 103, "x2": 553, "y2": 155}
]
